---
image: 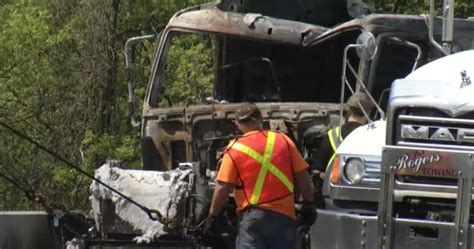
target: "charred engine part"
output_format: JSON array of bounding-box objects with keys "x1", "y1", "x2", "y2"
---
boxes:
[
  {"x1": 194, "y1": 118, "x2": 329, "y2": 173},
  {"x1": 135, "y1": 105, "x2": 333, "y2": 247},
  {"x1": 206, "y1": 139, "x2": 222, "y2": 171},
  {"x1": 204, "y1": 135, "x2": 234, "y2": 172},
  {"x1": 207, "y1": 140, "x2": 218, "y2": 172},
  {"x1": 106, "y1": 107, "x2": 332, "y2": 244},
  {"x1": 143, "y1": 104, "x2": 337, "y2": 172},
  {"x1": 184, "y1": 162, "x2": 214, "y2": 229},
  {"x1": 269, "y1": 119, "x2": 288, "y2": 134},
  {"x1": 301, "y1": 123, "x2": 328, "y2": 163}
]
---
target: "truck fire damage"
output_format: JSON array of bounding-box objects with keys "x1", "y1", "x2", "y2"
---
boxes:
[{"x1": 1, "y1": 0, "x2": 474, "y2": 248}]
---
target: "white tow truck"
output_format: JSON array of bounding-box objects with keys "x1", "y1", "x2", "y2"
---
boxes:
[{"x1": 317, "y1": 46, "x2": 474, "y2": 249}]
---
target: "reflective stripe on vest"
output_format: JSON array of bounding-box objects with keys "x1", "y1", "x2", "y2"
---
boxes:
[
  {"x1": 229, "y1": 131, "x2": 294, "y2": 205},
  {"x1": 326, "y1": 127, "x2": 343, "y2": 170}
]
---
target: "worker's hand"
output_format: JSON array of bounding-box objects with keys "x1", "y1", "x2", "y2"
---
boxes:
[
  {"x1": 203, "y1": 215, "x2": 218, "y2": 235},
  {"x1": 297, "y1": 203, "x2": 317, "y2": 227},
  {"x1": 198, "y1": 215, "x2": 219, "y2": 247}
]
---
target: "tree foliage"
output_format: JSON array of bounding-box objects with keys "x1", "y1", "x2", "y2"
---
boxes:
[
  {"x1": 161, "y1": 33, "x2": 216, "y2": 107},
  {"x1": 0, "y1": 0, "x2": 208, "y2": 210}
]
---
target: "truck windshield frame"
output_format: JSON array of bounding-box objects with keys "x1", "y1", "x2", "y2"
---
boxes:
[{"x1": 147, "y1": 27, "x2": 360, "y2": 108}]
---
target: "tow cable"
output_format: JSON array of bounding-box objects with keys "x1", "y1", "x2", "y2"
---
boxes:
[
  {"x1": 0, "y1": 119, "x2": 170, "y2": 226},
  {"x1": 0, "y1": 170, "x2": 41, "y2": 207}
]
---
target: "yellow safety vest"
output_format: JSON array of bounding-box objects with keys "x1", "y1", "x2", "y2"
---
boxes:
[{"x1": 326, "y1": 126, "x2": 343, "y2": 171}]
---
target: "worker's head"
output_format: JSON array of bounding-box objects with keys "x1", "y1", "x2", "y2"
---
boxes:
[
  {"x1": 235, "y1": 102, "x2": 263, "y2": 133},
  {"x1": 345, "y1": 92, "x2": 375, "y2": 124}
]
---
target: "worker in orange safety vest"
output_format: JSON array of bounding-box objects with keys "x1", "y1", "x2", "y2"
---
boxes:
[{"x1": 205, "y1": 102, "x2": 316, "y2": 249}]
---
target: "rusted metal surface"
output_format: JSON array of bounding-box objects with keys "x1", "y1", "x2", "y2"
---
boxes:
[
  {"x1": 168, "y1": 7, "x2": 474, "y2": 48},
  {"x1": 306, "y1": 14, "x2": 474, "y2": 46},
  {"x1": 167, "y1": 8, "x2": 328, "y2": 46},
  {"x1": 142, "y1": 103, "x2": 338, "y2": 169},
  {"x1": 144, "y1": 103, "x2": 336, "y2": 122}
]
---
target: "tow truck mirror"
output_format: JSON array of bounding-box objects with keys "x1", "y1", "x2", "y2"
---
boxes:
[
  {"x1": 356, "y1": 31, "x2": 377, "y2": 61},
  {"x1": 339, "y1": 31, "x2": 383, "y2": 125}
]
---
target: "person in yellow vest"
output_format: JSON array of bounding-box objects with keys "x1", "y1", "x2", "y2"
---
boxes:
[
  {"x1": 205, "y1": 102, "x2": 316, "y2": 249},
  {"x1": 312, "y1": 92, "x2": 375, "y2": 178}
]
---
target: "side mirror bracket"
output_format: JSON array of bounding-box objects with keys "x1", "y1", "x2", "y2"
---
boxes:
[
  {"x1": 340, "y1": 31, "x2": 385, "y2": 126},
  {"x1": 124, "y1": 34, "x2": 159, "y2": 127}
]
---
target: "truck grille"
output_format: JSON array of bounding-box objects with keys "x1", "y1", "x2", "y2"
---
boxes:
[
  {"x1": 394, "y1": 108, "x2": 474, "y2": 185},
  {"x1": 397, "y1": 175, "x2": 458, "y2": 186},
  {"x1": 394, "y1": 108, "x2": 474, "y2": 149}
]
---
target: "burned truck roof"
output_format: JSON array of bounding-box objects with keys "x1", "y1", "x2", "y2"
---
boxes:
[
  {"x1": 146, "y1": 5, "x2": 474, "y2": 119},
  {"x1": 167, "y1": 8, "x2": 329, "y2": 46},
  {"x1": 167, "y1": 5, "x2": 474, "y2": 47}
]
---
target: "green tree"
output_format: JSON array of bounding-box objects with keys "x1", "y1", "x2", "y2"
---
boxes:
[{"x1": 0, "y1": 0, "x2": 209, "y2": 210}]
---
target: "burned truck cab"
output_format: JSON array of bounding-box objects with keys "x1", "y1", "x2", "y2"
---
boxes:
[
  {"x1": 139, "y1": 3, "x2": 367, "y2": 174},
  {"x1": 140, "y1": 7, "x2": 342, "y2": 172},
  {"x1": 125, "y1": 2, "x2": 362, "y2": 245}
]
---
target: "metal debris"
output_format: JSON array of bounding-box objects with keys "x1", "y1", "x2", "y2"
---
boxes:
[{"x1": 90, "y1": 161, "x2": 192, "y2": 243}]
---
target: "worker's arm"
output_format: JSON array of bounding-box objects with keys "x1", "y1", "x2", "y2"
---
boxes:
[
  {"x1": 294, "y1": 170, "x2": 314, "y2": 203},
  {"x1": 209, "y1": 180, "x2": 234, "y2": 216}
]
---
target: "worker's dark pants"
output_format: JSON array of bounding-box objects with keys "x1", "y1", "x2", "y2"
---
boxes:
[{"x1": 236, "y1": 208, "x2": 296, "y2": 249}]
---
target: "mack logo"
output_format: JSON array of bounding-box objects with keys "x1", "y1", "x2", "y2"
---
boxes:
[
  {"x1": 392, "y1": 153, "x2": 441, "y2": 173},
  {"x1": 461, "y1": 70, "x2": 471, "y2": 88},
  {"x1": 401, "y1": 124, "x2": 474, "y2": 144}
]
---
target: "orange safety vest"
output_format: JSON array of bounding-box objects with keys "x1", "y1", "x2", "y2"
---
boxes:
[{"x1": 226, "y1": 130, "x2": 294, "y2": 206}]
